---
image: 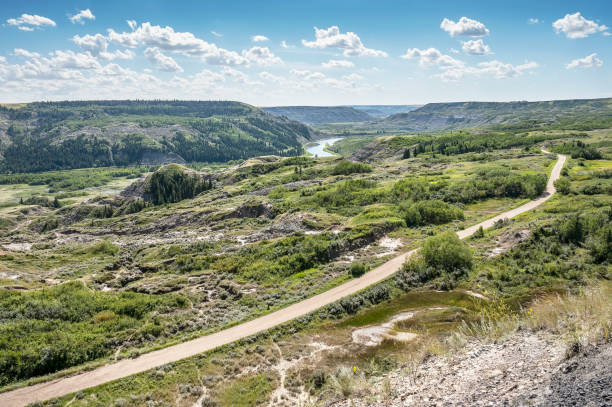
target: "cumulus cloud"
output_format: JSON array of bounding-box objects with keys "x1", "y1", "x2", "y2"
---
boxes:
[
  {"x1": 401, "y1": 48, "x2": 464, "y2": 69},
  {"x1": 251, "y1": 35, "x2": 269, "y2": 42},
  {"x1": 14, "y1": 49, "x2": 40, "y2": 58},
  {"x1": 69, "y1": 9, "x2": 95, "y2": 24},
  {"x1": 462, "y1": 39, "x2": 491, "y2": 55},
  {"x1": 1, "y1": 49, "x2": 100, "y2": 82},
  {"x1": 241, "y1": 46, "x2": 282, "y2": 66},
  {"x1": 476, "y1": 60, "x2": 538, "y2": 79},
  {"x1": 73, "y1": 34, "x2": 108, "y2": 55},
  {"x1": 440, "y1": 17, "x2": 489, "y2": 37},
  {"x1": 553, "y1": 12, "x2": 608, "y2": 38},
  {"x1": 566, "y1": 53, "x2": 603, "y2": 69},
  {"x1": 222, "y1": 67, "x2": 263, "y2": 86},
  {"x1": 291, "y1": 69, "x2": 326, "y2": 80},
  {"x1": 402, "y1": 47, "x2": 537, "y2": 81},
  {"x1": 127, "y1": 20, "x2": 138, "y2": 30},
  {"x1": 101, "y1": 49, "x2": 134, "y2": 61},
  {"x1": 280, "y1": 40, "x2": 295, "y2": 49},
  {"x1": 322, "y1": 59, "x2": 355, "y2": 68},
  {"x1": 7, "y1": 14, "x2": 56, "y2": 30},
  {"x1": 528, "y1": 18, "x2": 539, "y2": 24},
  {"x1": 144, "y1": 47, "x2": 183, "y2": 72},
  {"x1": 211, "y1": 31, "x2": 223, "y2": 37},
  {"x1": 259, "y1": 71, "x2": 285, "y2": 83},
  {"x1": 107, "y1": 22, "x2": 248, "y2": 65},
  {"x1": 302, "y1": 26, "x2": 388, "y2": 57}
]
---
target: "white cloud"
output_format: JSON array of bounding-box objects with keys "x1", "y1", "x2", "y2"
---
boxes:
[
  {"x1": 14, "y1": 49, "x2": 40, "y2": 58},
  {"x1": 302, "y1": 26, "x2": 388, "y2": 57},
  {"x1": 241, "y1": 46, "x2": 282, "y2": 66},
  {"x1": 476, "y1": 60, "x2": 538, "y2": 79},
  {"x1": 127, "y1": 20, "x2": 138, "y2": 30},
  {"x1": 259, "y1": 71, "x2": 285, "y2": 83},
  {"x1": 322, "y1": 59, "x2": 355, "y2": 68},
  {"x1": 280, "y1": 40, "x2": 294, "y2": 49},
  {"x1": 7, "y1": 14, "x2": 56, "y2": 30},
  {"x1": 553, "y1": 12, "x2": 608, "y2": 39},
  {"x1": 107, "y1": 22, "x2": 248, "y2": 66},
  {"x1": 402, "y1": 47, "x2": 537, "y2": 81},
  {"x1": 462, "y1": 39, "x2": 491, "y2": 55},
  {"x1": 222, "y1": 67, "x2": 263, "y2": 85},
  {"x1": 144, "y1": 47, "x2": 183, "y2": 72},
  {"x1": 69, "y1": 9, "x2": 95, "y2": 24},
  {"x1": 528, "y1": 18, "x2": 539, "y2": 24},
  {"x1": 440, "y1": 17, "x2": 489, "y2": 37},
  {"x1": 73, "y1": 34, "x2": 108, "y2": 56},
  {"x1": 290, "y1": 69, "x2": 326, "y2": 80},
  {"x1": 50, "y1": 50, "x2": 101, "y2": 70},
  {"x1": 211, "y1": 31, "x2": 223, "y2": 37},
  {"x1": 100, "y1": 49, "x2": 135, "y2": 61},
  {"x1": 401, "y1": 47, "x2": 464, "y2": 69},
  {"x1": 251, "y1": 35, "x2": 269, "y2": 42},
  {"x1": 343, "y1": 73, "x2": 363, "y2": 81},
  {"x1": 566, "y1": 53, "x2": 603, "y2": 69}
]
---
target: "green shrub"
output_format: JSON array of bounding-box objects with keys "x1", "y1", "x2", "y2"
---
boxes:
[
  {"x1": 349, "y1": 262, "x2": 367, "y2": 278},
  {"x1": 560, "y1": 215, "x2": 584, "y2": 243},
  {"x1": 422, "y1": 231, "x2": 473, "y2": 273},
  {"x1": 403, "y1": 200, "x2": 464, "y2": 227},
  {"x1": 554, "y1": 178, "x2": 571, "y2": 195},
  {"x1": 88, "y1": 240, "x2": 119, "y2": 256}
]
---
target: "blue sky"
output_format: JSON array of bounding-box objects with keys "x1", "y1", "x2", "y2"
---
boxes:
[{"x1": 0, "y1": 0, "x2": 610, "y2": 105}]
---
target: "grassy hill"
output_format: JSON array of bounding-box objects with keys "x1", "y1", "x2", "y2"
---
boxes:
[
  {"x1": 0, "y1": 100, "x2": 315, "y2": 173},
  {"x1": 377, "y1": 98, "x2": 612, "y2": 131},
  {"x1": 263, "y1": 106, "x2": 374, "y2": 124}
]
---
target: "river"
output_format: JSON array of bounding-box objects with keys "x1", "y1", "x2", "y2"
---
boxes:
[{"x1": 304, "y1": 137, "x2": 343, "y2": 157}]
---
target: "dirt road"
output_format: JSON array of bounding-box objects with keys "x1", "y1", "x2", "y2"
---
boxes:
[{"x1": 0, "y1": 152, "x2": 566, "y2": 407}]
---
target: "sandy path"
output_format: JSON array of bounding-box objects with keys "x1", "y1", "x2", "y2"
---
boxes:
[{"x1": 0, "y1": 152, "x2": 566, "y2": 407}]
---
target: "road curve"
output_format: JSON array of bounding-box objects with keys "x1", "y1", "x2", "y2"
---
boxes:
[{"x1": 0, "y1": 151, "x2": 566, "y2": 407}]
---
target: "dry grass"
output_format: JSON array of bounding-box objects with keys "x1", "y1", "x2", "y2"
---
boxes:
[
  {"x1": 450, "y1": 283, "x2": 611, "y2": 352},
  {"x1": 525, "y1": 283, "x2": 611, "y2": 351}
]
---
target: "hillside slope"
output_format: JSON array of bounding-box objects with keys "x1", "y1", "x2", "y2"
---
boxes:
[
  {"x1": 347, "y1": 105, "x2": 421, "y2": 118},
  {"x1": 263, "y1": 106, "x2": 374, "y2": 124},
  {"x1": 0, "y1": 101, "x2": 315, "y2": 173},
  {"x1": 378, "y1": 98, "x2": 612, "y2": 131}
]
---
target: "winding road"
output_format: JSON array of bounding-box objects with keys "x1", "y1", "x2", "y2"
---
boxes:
[{"x1": 0, "y1": 151, "x2": 566, "y2": 407}]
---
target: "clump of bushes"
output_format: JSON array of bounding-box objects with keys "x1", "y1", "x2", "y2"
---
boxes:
[
  {"x1": 331, "y1": 160, "x2": 372, "y2": 176},
  {"x1": 396, "y1": 232, "x2": 472, "y2": 289},
  {"x1": 145, "y1": 164, "x2": 212, "y2": 205},
  {"x1": 554, "y1": 178, "x2": 571, "y2": 195},
  {"x1": 552, "y1": 141, "x2": 602, "y2": 160},
  {"x1": 402, "y1": 200, "x2": 464, "y2": 227},
  {"x1": 20, "y1": 196, "x2": 61, "y2": 208}
]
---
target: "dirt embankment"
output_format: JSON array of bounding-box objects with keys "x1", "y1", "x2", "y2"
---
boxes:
[{"x1": 332, "y1": 333, "x2": 611, "y2": 407}]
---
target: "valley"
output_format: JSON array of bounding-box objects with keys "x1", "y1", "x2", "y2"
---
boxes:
[{"x1": 0, "y1": 99, "x2": 610, "y2": 407}]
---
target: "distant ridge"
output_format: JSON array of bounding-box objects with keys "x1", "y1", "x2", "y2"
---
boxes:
[
  {"x1": 377, "y1": 98, "x2": 612, "y2": 131},
  {"x1": 346, "y1": 105, "x2": 421, "y2": 118},
  {"x1": 263, "y1": 106, "x2": 374, "y2": 124}
]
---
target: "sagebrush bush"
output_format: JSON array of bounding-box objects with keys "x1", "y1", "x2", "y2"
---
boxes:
[{"x1": 349, "y1": 262, "x2": 367, "y2": 278}]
